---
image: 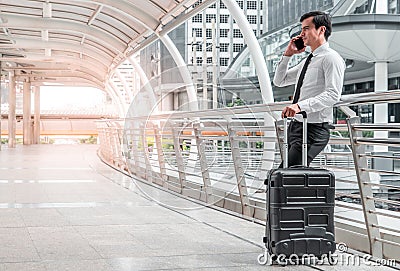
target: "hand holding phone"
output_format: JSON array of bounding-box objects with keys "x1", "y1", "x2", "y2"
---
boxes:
[
  {"x1": 294, "y1": 37, "x2": 305, "y2": 50},
  {"x1": 284, "y1": 36, "x2": 306, "y2": 56}
]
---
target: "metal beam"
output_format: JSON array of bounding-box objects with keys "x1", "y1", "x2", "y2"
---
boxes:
[
  {"x1": 0, "y1": 13, "x2": 125, "y2": 54},
  {"x1": 0, "y1": 37, "x2": 113, "y2": 66}
]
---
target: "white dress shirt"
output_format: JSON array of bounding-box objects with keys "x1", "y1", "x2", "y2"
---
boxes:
[{"x1": 273, "y1": 42, "x2": 346, "y2": 123}]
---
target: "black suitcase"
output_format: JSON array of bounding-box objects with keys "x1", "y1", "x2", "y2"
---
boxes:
[{"x1": 263, "y1": 114, "x2": 336, "y2": 264}]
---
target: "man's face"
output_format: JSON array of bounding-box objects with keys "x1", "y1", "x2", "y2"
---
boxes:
[{"x1": 300, "y1": 16, "x2": 325, "y2": 47}]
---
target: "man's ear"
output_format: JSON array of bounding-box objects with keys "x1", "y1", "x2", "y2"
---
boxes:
[{"x1": 319, "y1": 26, "x2": 326, "y2": 36}]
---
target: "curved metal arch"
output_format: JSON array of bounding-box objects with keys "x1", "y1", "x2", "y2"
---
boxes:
[
  {"x1": 0, "y1": 14, "x2": 126, "y2": 54},
  {"x1": 0, "y1": 37, "x2": 114, "y2": 65},
  {"x1": 32, "y1": 78, "x2": 105, "y2": 90},
  {"x1": 4, "y1": 62, "x2": 106, "y2": 84},
  {"x1": 14, "y1": 70, "x2": 105, "y2": 87},
  {"x1": 68, "y1": 0, "x2": 160, "y2": 31}
]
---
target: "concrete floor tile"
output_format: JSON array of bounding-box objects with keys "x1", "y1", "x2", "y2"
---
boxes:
[
  {"x1": 1, "y1": 262, "x2": 47, "y2": 271},
  {"x1": 0, "y1": 145, "x2": 390, "y2": 270}
]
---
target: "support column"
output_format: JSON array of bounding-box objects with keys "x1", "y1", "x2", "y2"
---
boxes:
[
  {"x1": 375, "y1": 0, "x2": 388, "y2": 13},
  {"x1": 374, "y1": 61, "x2": 388, "y2": 152},
  {"x1": 8, "y1": 72, "x2": 16, "y2": 148},
  {"x1": 159, "y1": 34, "x2": 198, "y2": 111},
  {"x1": 23, "y1": 80, "x2": 32, "y2": 145},
  {"x1": 202, "y1": 12, "x2": 208, "y2": 110},
  {"x1": 211, "y1": 18, "x2": 218, "y2": 109},
  {"x1": 222, "y1": 0, "x2": 273, "y2": 104},
  {"x1": 222, "y1": 0, "x2": 276, "y2": 173},
  {"x1": 33, "y1": 86, "x2": 41, "y2": 144},
  {"x1": 128, "y1": 55, "x2": 158, "y2": 113}
]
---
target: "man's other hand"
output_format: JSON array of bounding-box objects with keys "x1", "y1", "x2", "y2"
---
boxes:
[{"x1": 282, "y1": 104, "x2": 301, "y2": 118}]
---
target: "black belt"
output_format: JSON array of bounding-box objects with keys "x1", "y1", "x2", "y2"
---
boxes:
[{"x1": 292, "y1": 119, "x2": 335, "y2": 129}]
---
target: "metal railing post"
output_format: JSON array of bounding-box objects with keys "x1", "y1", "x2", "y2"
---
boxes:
[
  {"x1": 130, "y1": 129, "x2": 141, "y2": 176},
  {"x1": 227, "y1": 122, "x2": 252, "y2": 217},
  {"x1": 170, "y1": 123, "x2": 187, "y2": 193},
  {"x1": 193, "y1": 122, "x2": 213, "y2": 203},
  {"x1": 141, "y1": 123, "x2": 152, "y2": 182},
  {"x1": 153, "y1": 123, "x2": 168, "y2": 188},
  {"x1": 347, "y1": 116, "x2": 383, "y2": 258}
]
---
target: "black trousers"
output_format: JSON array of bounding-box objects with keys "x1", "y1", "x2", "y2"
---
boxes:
[{"x1": 279, "y1": 121, "x2": 330, "y2": 168}]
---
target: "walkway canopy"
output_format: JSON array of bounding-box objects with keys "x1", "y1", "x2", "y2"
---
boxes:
[{"x1": 0, "y1": 0, "x2": 205, "y2": 89}]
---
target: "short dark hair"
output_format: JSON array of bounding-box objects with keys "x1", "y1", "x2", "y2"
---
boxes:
[{"x1": 300, "y1": 11, "x2": 332, "y2": 41}]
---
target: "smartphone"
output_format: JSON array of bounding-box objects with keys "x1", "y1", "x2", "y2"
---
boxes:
[{"x1": 294, "y1": 37, "x2": 305, "y2": 50}]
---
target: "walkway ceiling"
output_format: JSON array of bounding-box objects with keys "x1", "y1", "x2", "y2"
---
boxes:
[{"x1": 0, "y1": 0, "x2": 202, "y2": 89}]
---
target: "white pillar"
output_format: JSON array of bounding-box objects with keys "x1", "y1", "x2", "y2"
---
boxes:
[
  {"x1": 374, "y1": 61, "x2": 388, "y2": 152},
  {"x1": 8, "y1": 72, "x2": 16, "y2": 148},
  {"x1": 159, "y1": 34, "x2": 198, "y2": 111},
  {"x1": 33, "y1": 86, "x2": 41, "y2": 144},
  {"x1": 375, "y1": 0, "x2": 388, "y2": 14},
  {"x1": 222, "y1": 0, "x2": 276, "y2": 171},
  {"x1": 212, "y1": 18, "x2": 218, "y2": 109},
  {"x1": 202, "y1": 15, "x2": 208, "y2": 110},
  {"x1": 128, "y1": 56, "x2": 158, "y2": 114},
  {"x1": 222, "y1": 0, "x2": 273, "y2": 103},
  {"x1": 23, "y1": 80, "x2": 32, "y2": 145}
]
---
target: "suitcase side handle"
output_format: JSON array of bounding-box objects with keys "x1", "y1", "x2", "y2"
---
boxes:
[{"x1": 283, "y1": 112, "x2": 307, "y2": 168}]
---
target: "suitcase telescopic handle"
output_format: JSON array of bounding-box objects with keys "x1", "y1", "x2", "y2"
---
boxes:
[{"x1": 283, "y1": 112, "x2": 308, "y2": 168}]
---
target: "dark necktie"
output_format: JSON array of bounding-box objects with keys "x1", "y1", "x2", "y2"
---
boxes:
[{"x1": 293, "y1": 53, "x2": 313, "y2": 104}]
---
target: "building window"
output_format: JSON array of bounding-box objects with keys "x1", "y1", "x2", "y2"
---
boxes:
[
  {"x1": 193, "y1": 28, "x2": 202, "y2": 38},
  {"x1": 236, "y1": 0, "x2": 243, "y2": 9},
  {"x1": 220, "y1": 57, "x2": 229, "y2": 66},
  {"x1": 220, "y1": 43, "x2": 229, "y2": 52},
  {"x1": 233, "y1": 43, "x2": 243, "y2": 52},
  {"x1": 210, "y1": 3, "x2": 216, "y2": 8},
  {"x1": 206, "y1": 29, "x2": 212, "y2": 38},
  {"x1": 206, "y1": 14, "x2": 216, "y2": 23},
  {"x1": 192, "y1": 0, "x2": 203, "y2": 8},
  {"x1": 192, "y1": 14, "x2": 202, "y2": 23},
  {"x1": 196, "y1": 57, "x2": 203, "y2": 65},
  {"x1": 220, "y1": 29, "x2": 229, "y2": 38},
  {"x1": 247, "y1": 1, "x2": 257, "y2": 9},
  {"x1": 247, "y1": 15, "x2": 257, "y2": 24},
  {"x1": 196, "y1": 44, "x2": 202, "y2": 52},
  {"x1": 220, "y1": 14, "x2": 229, "y2": 23},
  {"x1": 233, "y1": 29, "x2": 243, "y2": 38},
  {"x1": 220, "y1": 1, "x2": 226, "y2": 8},
  {"x1": 207, "y1": 57, "x2": 212, "y2": 64},
  {"x1": 260, "y1": 1, "x2": 263, "y2": 10}
]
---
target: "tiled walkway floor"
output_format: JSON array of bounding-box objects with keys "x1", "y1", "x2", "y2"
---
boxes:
[{"x1": 0, "y1": 144, "x2": 396, "y2": 271}]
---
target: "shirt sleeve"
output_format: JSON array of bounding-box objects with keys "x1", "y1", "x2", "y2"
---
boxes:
[
  {"x1": 273, "y1": 56, "x2": 301, "y2": 87},
  {"x1": 297, "y1": 53, "x2": 345, "y2": 114}
]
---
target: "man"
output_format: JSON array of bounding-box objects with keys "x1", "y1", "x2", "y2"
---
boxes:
[{"x1": 273, "y1": 11, "x2": 346, "y2": 167}]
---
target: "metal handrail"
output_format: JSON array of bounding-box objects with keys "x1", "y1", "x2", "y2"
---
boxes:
[{"x1": 96, "y1": 89, "x2": 400, "y2": 262}]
